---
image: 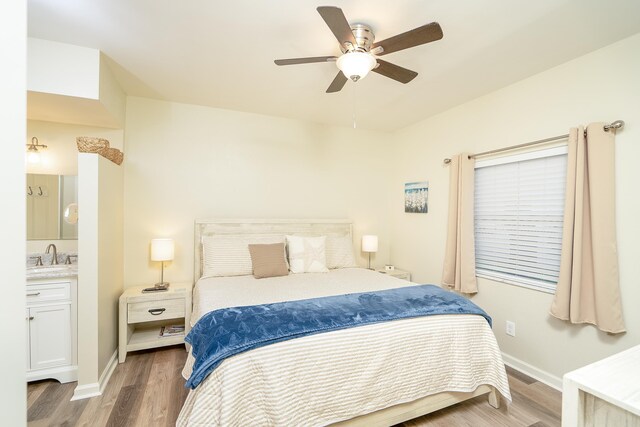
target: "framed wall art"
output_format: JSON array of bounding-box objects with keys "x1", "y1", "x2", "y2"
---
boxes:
[{"x1": 404, "y1": 181, "x2": 428, "y2": 213}]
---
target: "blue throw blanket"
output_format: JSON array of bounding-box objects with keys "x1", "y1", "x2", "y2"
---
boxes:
[{"x1": 185, "y1": 284, "x2": 491, "y2": 389}]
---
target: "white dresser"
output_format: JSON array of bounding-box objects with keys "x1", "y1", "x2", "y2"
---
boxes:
[{"x1": 563, "y1": 345, "x2": 640, "y2": 427}]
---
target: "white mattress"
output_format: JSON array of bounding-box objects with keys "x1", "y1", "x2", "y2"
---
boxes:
[
  {"x1": 178, "y1": 268, "x2": 511, "y2": 426},
  {"x1": 192, "y1": 268, "x2": 420, "y2": 324}
]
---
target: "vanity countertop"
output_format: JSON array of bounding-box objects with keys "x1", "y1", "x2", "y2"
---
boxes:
[{"x1": 27, "y1": 265, "x2": 78, "y2": 280}]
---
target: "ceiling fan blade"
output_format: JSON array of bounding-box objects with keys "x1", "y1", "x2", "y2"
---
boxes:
[
  {"x1": 274, "y1": 56, "x2": 338, "y2": 66},
  {"x1": 372, "y1": 22, "x2": 443, "y2": 56},
  {"x1": 317, "y1": 6, "x2": 357, "y2": 48},
  {"x1": 326, "y1": 72, "x2": 348, "y2": 93},
  {"x1": 373, "y1": 59, "x2": 418, "y2": 84}
]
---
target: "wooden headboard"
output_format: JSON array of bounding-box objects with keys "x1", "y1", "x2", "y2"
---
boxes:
[{"x1": 194, "y1": 219, "x2": 353, "y2": 281}]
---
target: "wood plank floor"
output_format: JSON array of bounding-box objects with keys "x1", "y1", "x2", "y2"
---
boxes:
[{"x1": 28, "y1": 346, "x2": 561, "y2": 427}]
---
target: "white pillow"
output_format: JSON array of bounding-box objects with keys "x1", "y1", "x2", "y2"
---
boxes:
[
  {"x1": 202, "y1": 235, "x2": 285, "y2": 278},
  {"x1": 325, "y1": 235, "x2": 357, "y2": 269},
  {"x1": 286, "y1": 235, "x2": 328, "y2": 274}
]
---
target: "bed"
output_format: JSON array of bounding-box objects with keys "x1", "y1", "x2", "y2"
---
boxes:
[{"x1": 177, "y1": 219, "x2": 511, "y2": 426}]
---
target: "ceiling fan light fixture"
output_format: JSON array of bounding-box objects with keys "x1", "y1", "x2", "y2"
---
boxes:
[{"x1": 336, "y1": 52, "x2": 376, "y2": 82}]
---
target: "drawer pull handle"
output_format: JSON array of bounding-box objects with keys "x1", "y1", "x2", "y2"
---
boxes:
[
  {"x1": 148, "y1": 308, "x2": 166, "y2": 316},
  {"x1": 27, "y1": 316, "x2": 34, "y2": 321},
  {"x1": 27, "y1": 292, "x2": 41, "y2": 296}
]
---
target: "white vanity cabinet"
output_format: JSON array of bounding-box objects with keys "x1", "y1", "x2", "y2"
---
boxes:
[{"x1": 26, "y1": 277, "x2": 77, "y2": 383}]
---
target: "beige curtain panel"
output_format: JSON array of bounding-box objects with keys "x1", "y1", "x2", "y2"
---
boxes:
[
  {"x1": 442, "y1": 153, "x2": 477, "y2": 294},
  {"x1": 550, "y1": 124, "x2": 625, "y2": 334}
]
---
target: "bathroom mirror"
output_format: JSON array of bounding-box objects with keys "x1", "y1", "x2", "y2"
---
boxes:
[{"x1": 26, "y1": 174, "x2": 78, "y2": 240}]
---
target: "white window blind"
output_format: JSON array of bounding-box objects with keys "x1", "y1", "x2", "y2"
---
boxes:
[{"x1": 474, "y1": 146, "x2": 568, "y2": 293}]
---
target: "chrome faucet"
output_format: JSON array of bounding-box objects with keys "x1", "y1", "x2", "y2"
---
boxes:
[
  {"x1": 45, "y1": 243, "x2": 58, "y2": 265},
  {"x1": 29, "y1": 255, "x2": 43, "y2": 266}
]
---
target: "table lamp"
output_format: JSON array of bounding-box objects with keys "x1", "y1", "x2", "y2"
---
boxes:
[
  {"x1": 361, "y1": 235, "x2": 378, "y2": 270},
  {"x1": 151, "y1": 238, "x2": 174, "y2": 290}
]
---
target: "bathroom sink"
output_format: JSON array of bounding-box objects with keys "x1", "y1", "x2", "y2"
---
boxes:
[{"x1": 27, "y1": 265, "x2": 77, "y2": 275}]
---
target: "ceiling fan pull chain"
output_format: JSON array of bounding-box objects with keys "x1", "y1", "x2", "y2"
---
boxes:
[{"x1": 352, "y1": 83, "x2": 357, "y2": 129}]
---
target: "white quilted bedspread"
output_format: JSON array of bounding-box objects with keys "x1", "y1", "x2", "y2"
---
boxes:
[{"x1": 177, "y1": 268, "x2": 511, "y2": 426}]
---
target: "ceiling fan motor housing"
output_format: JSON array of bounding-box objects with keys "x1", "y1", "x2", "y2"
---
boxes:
[{"x1": 348, "y1": 23, "x2": 375, "y2": 52}]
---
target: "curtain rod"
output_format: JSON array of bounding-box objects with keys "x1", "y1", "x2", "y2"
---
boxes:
[{"x1": 443, "y1": 120, "x2": 625, "y2": 165}]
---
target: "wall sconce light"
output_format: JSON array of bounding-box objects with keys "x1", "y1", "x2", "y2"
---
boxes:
[{"x1": 26, "y1": 137, "x2": 47, "y2": 164}]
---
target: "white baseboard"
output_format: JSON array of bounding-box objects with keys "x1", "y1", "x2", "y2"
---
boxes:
[
  {"x1": 71, "y1": 349, "x2": 118, "y2": 401},
  {"x1": 502, "y1": 352, "x2": 562, "y2": 391},
  {"x1": 71, "y1": 382, "x2": 101, "y2": 401},
  {"x1": 98, "y1": 350, "x2": 118, "y2": 394}
]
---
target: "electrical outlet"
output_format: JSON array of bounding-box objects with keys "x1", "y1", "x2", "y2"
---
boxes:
[{"x1": 506, "y1": 320, "x2": 516, "y2": 337}]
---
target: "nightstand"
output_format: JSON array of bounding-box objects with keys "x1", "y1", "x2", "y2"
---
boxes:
[
  {"x1": 118, "y1": 282, "x2": 192, "y2": 363},
  {"x1": 376, "y1": 268, "x2": 411, "y2": 281}
]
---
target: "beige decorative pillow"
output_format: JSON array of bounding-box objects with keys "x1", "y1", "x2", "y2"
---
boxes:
[{"x1": 248, "y1": 243, "x2": 289, "y2": 279}]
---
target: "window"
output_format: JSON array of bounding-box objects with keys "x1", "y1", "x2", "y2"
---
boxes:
[{"x1": 474, "y1": 145, "x2": 568, "y2": 293}]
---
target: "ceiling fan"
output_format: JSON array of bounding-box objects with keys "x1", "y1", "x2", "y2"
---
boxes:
[{"x1": 274, "y1": 6, "x2": 443, "y2": 93}]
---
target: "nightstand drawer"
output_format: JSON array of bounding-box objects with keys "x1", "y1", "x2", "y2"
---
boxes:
[{"x1": 127, "y1": 298, "x2": 185, "y2": 324}]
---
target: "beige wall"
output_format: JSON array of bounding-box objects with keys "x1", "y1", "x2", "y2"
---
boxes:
[
  {"x1": 78, "y1": 154, "x2": 99, "y2": 387},
  {"x1": 0, "y1": 0, "x2": 26, "y2": 422},
  {"x1": 99, "y1": 54, "x2": 127, "y2": 127},
  {"x1": 77, "y1": 153, "x2": 123, "y2": 390},
  {"x1": 390, "y1": 33, "x2": 640, "y2": 385},
  {"x1": 124, "y1": 97, "x2": 394, "y2": 286},
  {"x1": 97, "y1": 154, "x2": 124, "y2": 374}
]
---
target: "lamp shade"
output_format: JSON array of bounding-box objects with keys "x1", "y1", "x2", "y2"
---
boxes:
[
  {"x1": 361, "y1": 235, "x2": 378, "y2": 253},
  {"x1": 151, "y1": 238, "x2": 174, "y2": 261},
  {"x1": 337, "y1": 52, "x2": 376, "y2": 81}
]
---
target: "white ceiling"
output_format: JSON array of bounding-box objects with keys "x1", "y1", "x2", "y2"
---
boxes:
[{"x1": 28, "y1": 0, "x2": 640, "y2": 132}]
